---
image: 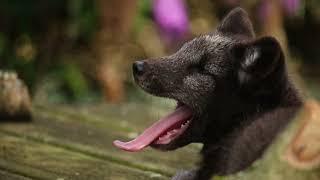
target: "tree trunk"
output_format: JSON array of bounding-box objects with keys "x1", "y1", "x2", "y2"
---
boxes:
[{"x1": 95, "y1": 0, "x2": 137, "y2": 103}]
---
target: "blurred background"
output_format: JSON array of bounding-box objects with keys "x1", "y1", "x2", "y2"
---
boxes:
[
  {"x1": 0, "y1": 1, "x2": 320, "y2": 179},
  {"x1": 0, "y1": 0, "x2": 319, "y2": 105}
]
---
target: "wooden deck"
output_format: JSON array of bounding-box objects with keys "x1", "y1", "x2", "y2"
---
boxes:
[
  {"x1": 0, "y1": 103, "x2": 200, "y2": 180},
  {"x1": 1, "y1": 76, "x2": 320, "y2": 180}
]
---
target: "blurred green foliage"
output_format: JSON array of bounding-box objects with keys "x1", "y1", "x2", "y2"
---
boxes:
[
  {"x1": 0, "y1": 0, "x2": 155, "y2": 103},
  {"x1": 133, "y1": 0, "x2": 152, "y2": 36},
  {"x1": 0, "y1": 0, "x2": 99, "y2": 102},
  {"x1": 68, "y1": 0, "x2": 98, "y2": 42}
]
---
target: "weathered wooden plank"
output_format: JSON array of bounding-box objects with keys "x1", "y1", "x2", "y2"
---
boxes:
[
  {"x1": 0, "y1": 132, "x2": 166, "y2": 180},
  {"x1": 0, "y1": 169, "x2": 32, "y2": 180},
  {"x1": 0, "y1": 103, "x2": 200, "y2": 177},
  {"x1": 0, "y1": 159, "x2": 55, "y2": 180},
  {"x1": 37, "y1": 103, "x2": 201, "y2": 153}
]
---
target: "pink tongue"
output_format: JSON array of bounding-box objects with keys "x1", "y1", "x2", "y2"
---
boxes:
[{"x1": 113, "y1": 105, "x2": 192, "y2": 152}]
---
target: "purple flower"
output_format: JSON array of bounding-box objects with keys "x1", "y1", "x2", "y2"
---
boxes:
[
  {"x1": 153, "y1": 0, "x2": 189, "y2": 43},
  {"x1": 282, "y1": 0, "x2": 300, "y2": 16}
]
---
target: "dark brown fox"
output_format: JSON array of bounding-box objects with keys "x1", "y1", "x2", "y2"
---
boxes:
[{"x1": 114, "y1": 8, "x2": 302, "y2": 180}]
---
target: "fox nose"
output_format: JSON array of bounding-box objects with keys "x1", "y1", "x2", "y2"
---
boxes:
[{"x1": 133, "y1": 61, "x2": 145, "y2": 76}]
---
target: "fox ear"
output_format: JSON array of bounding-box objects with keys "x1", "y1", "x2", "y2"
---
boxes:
[
  {"x1": 217, "y1": 7, "x2": 255, "y2": 38},
  {"x1": 232, "y1": 37, "x2": 282, "y2": 84}
]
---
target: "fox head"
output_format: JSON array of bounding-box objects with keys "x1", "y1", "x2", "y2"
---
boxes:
[{"x1": 114, "y1": 8, "x2": 289, "y2": 152}]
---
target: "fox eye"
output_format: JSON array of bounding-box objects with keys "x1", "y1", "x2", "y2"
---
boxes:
[{"x1": 189, "y1": 56, "x2": 209, "y2": 74}]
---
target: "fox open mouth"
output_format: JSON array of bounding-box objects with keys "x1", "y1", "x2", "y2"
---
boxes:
[{"x1": 113, "y1": 102, "x2": 193, "y2": 152}]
